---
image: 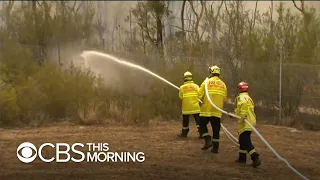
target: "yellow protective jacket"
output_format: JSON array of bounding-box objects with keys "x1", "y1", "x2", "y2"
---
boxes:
[
  {"x1": 179, "y1": 81, "x2": 201, "y2": 115},
  {"x1": 198, "y1": 76, "x2": 227, "y2": 118},
  {"x1": 234, "y1": 92, "x2": 257, "y2": 135}
]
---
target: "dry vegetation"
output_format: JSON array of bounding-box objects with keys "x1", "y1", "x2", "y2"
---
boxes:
[
  {"x1": 1, "y1": 1, "x2": 319, "y2": 130},
  {"x1": 0, "y1": 1, "x2": 319, "y2": 179}
]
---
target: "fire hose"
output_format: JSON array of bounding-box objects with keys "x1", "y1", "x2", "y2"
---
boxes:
[
  {"x1": 171, "y1": 84, "x2": 239, "y2": 145},
  {"x1": 80, "y1": 51, "x2": 309, "y2": 179},
  {"x1": 204, "y1": 77, "x2": 309, "y2": 180}
]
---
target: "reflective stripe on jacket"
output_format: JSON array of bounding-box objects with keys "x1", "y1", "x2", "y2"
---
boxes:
[
  {"x1": 179, "y1": 81, "x2": 200, "y2": 115},
  {"x1": 234, "y1": 92, "x2": 257, "y2": 135},
  {"x1": 198, "y1": 76, "x2": 227, "y2": 118}
]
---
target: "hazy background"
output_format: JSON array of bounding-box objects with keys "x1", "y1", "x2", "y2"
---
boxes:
[
  {"x1": 1, "y1": 1, "x2": 319, "y2": 47},
  {"x1": 78, "y1": 1, "x2": 320, "y2": 44},
  {"x1": 1, "y1": 1, "x2": 319, "y2": 129}
]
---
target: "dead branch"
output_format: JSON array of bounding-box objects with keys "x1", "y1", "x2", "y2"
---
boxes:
[
  {"x1": 205, "y1": 1, "x2": 224, "y2": 29},
  {"x1": 215, "y1": 1, "x2": 224, "y2": 21},
  {"x1": 36, "y1": 1, "x2": 44, "y2": 10},
  {"x1": 203, "y1": 1, "x2": 223, "y2": 42},
  {"x1": 142, "y1": 8, "x2": 156, "y2": 44},
  {"x1": 169, "y1": 24, "x2": 194, "y2": 33},
  {"x1": 210, "y1": 1, "x2": 215, "y2": 12},
  {"x1": 42, "y1": 1, "x2": 52, "y2": 21},
  {"x1": 248, "y1": 0, "x2": 258, "y2": 35},
  {"x1": 5, "y1": 0, "x2": 15, "y2": 17},
  {"x1": 270, "y1": 0, "x2": 274, "y2": 32},
  {"x1": 252, "y1": 0, "x2": 258, "y2": 30},
  {"x1": 75, "y1": 2, "x2": 83, "y2": 14},
  {"x1": 72, "y1": 1, "x2": 77, "y2": 11},
  {"x1": 224, "y1": 1, "x2": 231, "y2": 17},
  {"x1": 292, "y1": 0, "x2": 305, "y2": 13},
  {"x1": 181, "y1": 0, "x2": 186, "y2": 39},
  {"x1": 188, "y1": 0, "x2": 205, "y2": 42},
  {"x1": 200, "y1": 24, "x2": 206, "y2": 40},
  {"x1": 67, "y1": 1, "x2": 82, "y2": 14}
]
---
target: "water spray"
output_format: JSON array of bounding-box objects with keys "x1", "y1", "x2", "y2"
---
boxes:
[
  {"x1": 80, "y1": 50, "x2": 308, "y2": 180},
  {"x1": 80, "y1": 51, "x2": 179, "y2": 90},
  {"x1": 80, "y1": 50, "x2": 238, "y2": 144},
  {"x1": 204, "y1": 77, "x2": 309, "y2": 180}
]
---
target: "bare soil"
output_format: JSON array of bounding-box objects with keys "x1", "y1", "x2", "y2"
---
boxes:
[{"x1": 0, "y1": 120, "x2": 319, "y2": 180}]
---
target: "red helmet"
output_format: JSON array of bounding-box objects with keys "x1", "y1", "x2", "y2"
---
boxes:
[{"x1": 238, "y1": 82, "x2": 249, "y2": 92}]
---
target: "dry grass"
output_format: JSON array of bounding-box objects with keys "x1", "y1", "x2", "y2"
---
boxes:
[
  {"x1": 77, "y1": 100, "x2": 135, "y2": 125},
  {"x1": 77, "y1": 100, "x2": 103, "y2": 125},
  {"x1": 108, "y1": 100, "x2": 133, "y2": 124},
  {"x1": 0, "y1": 119, "x2": 319, "y2": 180}
]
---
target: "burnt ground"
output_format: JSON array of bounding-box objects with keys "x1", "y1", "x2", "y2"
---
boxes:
[{"x1": 0, "y1": 120, "x2": 319, "y2": 180}]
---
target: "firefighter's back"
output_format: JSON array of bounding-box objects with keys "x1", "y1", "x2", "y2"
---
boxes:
[
  {"x1": 237, "y1": 92, "x2": 257, "y2": 126},
  {"x1": 180, "y1": 82, "x2": 200, "y2": 115},
  {"x1": 201, "y1": 76, "x2": 227, "y2": 118}
]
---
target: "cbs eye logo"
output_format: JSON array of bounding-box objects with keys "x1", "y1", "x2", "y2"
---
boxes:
[{"x1": 16, "y1": 142, "x2": 37, "y2": 163}]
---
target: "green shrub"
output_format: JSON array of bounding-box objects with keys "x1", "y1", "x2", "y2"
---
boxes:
[{"x1": 0, "y1": 82, "x2": 20, "y2": 125}]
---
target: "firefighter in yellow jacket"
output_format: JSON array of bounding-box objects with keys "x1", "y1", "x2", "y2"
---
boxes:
[
  {"x1": 177, "y1": 71, "x2": 201, "y2": 138},
  {"x1": 198, "y1": 66, "x2": 227, "y2": 153},
  {"x1": 233, "y1": 82, "x2": 261, "y2": 168}
]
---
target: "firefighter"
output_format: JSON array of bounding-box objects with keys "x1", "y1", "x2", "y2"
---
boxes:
[
  {"x1": 177, "y1": 71, "x2": 201, "y2": 138},
  {"x1": 198, "y1": 65, "x2": 227, "y2": 153},
  {"x1": 232, "y1": 81, "x2": 262, "y2": 168}
]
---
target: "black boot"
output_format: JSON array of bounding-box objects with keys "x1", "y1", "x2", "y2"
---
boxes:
[
  {"x1": 251, "y1": 153, "x2": 262, "y2": 168},
  {"x1": 201, "y1": 135, "x2": 212, "y2": 150},
  {"x1": 211, "y1": 141, "x2": 219, "y2": 153},
  {"x1": 177, "y1": 128, "x2": 189, "y2": 138},
  {"x1": 235, "y1": 153, "x2": 247, "y2": 164}
]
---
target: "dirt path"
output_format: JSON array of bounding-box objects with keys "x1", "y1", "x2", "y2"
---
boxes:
[{"x1": 0, "y1": 120, "x2": 319, "y2": 180}]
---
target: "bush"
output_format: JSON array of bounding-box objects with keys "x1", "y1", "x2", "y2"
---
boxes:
[
  {"x1": 1, "y1": 1, "x2": 319, "y2": 131},
  {"x1": 0, "y1": 57, "x2": 106, "y2": 126},
  {"x1": 0, "y1": 82, "x2": 20, "y2": 125}
]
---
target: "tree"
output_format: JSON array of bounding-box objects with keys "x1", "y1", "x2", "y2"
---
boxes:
[
  {"x1": 188, "y1": 0, "x2": 205, "y2": 44},
  {"x1": 129, "y1": 1, "x2": 171, "y2": 56}
]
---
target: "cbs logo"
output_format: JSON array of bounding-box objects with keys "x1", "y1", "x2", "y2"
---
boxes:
[
  {"x1": 16, "y1": 142, "x2": 37, "y2": 163},
  {"x1": 17, "y1": 142, "x2": 87, "y2": 163}
]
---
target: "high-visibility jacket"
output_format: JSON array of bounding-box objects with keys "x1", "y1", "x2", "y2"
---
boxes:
[
  {"x1": 179, "y1": 81, "x2": 201, "y2": 115},
  {"x1": 198, "y1": 76, "x2": 227, "y2": 118},
  {"x1": 234, "y1": 92, "x2": 257, "y2": 135}
]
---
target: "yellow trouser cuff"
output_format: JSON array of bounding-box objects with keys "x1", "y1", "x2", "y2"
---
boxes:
[
  {"x1": 182, "y1": 127, "x2": 189, "y2": 130},
  {"x1": 202, "y1": 133, "x2": 209, "y2": 137},
  {"x1": 248, "y1": 149, "x2": 256, "y2": 155},
  {"x1": 212, "y1": 138, "x2": 219, "y2": 142},
  {"x1": 239, "y1": 150, "x2": 247, "y2": 154}
]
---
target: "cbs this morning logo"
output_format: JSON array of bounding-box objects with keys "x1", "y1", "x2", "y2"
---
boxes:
[{"x1": 17, "y1": 142, "x2": 145, "y2": 163}]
